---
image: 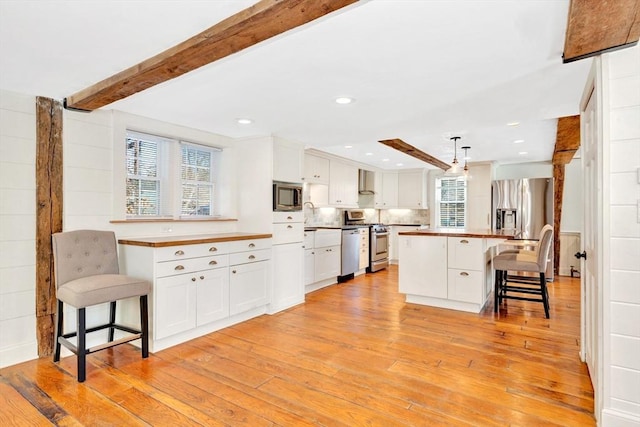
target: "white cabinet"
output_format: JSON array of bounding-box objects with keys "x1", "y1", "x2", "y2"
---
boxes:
[
  {"x1": 381, "y1": 172, "x2": 398, "y2": 208},
  {"x1": 304, "y1": 154, "x2": 330, "y2": 184},
  {"x1": 398, "y1": 171, "x2": 427, "y2": 208},
  {"x1": 273, "y1": 139, "x2": 303, "y2": 183},
  {"x1": 271, "y1": 212, "x2": 304, "y2": 313},
  {"x1": 447, "y1": 237, "x2": 484, "y2": 304},
  {"x1": 398, "y1": 235, "x2": 448, "y2": 298},
  {"x1": 373, "y1": 171, "x2": 384, "y2": 208},
  {"x1": 304, "y1": 248, "x2": 315, "y2": 286},
  {"x1": 315, "y1": 245, "x2": 341, "y2": 281},
  {"x1": 389, "y1": 225, "x2": 421, "y2": 263},
  {"x1": 196, "y1": 267, "x2": 230, "y2": 325},
  {"x1": 155, "y1": 273, "x2": 197, "y2": 339},
  {"x1": 329, "y1": 161, "x2": 358, "y2": 207},
  {"x1": 230, "y1": 260, "x2": 270, "y2": 315},
  {"x1": 358, "y1": 227, "x2": 369, "y2": 270},
  {"x1": 304, "y1": 229, "x2": 342, "y2": 290}
]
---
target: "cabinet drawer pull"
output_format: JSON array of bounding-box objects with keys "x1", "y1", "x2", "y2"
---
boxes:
[
  {"x1": 191, "y1": 277, "x2": 196, "y2": 282},
  {"x1": 460, "y1": 240, "x2": 469, "y2": 244},
  {"x1": 460, "y1": 272, "x2": 469, "y2": 276},
  {"x1": 200, "y1": 275, "x2": 204, "y2": 280},
  {"x1": 209, "y1": 260, "x2": 217, "y2": 265},
  {"x1": 248, "y1": 255, "x2": 256, "y2": 260},
  {"x1": 174, "y1": 265, "x2": 185, "y2": 271},
  {"x1": 248, "y1": 243, "x2": 256, "y2": 248},
  {"x1": 209, "y1": 246, "x2": 217, "y2": 252},
  {"x1": 175, "y1": 250, "x2": 185, "y2": 256},
  {"x1": 287, "y1": 225, "x2": 293, "y2": 229},
  {"x1": 232, "y1": 270, "x2": 237, "y2": 274},
  {"x1": 287, "y1": 216, "x2": 293, "y2": 220}
]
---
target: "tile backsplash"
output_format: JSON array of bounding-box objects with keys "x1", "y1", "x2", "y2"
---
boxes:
[{"x1": 304, "y1": 207, "x2": 429, "y2": 226}]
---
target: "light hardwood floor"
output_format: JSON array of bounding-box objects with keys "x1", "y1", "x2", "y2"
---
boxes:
[{"x1": 1, "y1": 266, "x2": 594, "y2": 426}]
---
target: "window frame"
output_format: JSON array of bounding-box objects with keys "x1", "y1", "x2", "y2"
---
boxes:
[{"x1": 435, "y1": 175, "x2": 467, "y2": 228}]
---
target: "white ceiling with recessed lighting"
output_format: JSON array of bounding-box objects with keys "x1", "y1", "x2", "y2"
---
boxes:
[{"x1": 0, "y1": 0, "x2": 592, "y2": 170}]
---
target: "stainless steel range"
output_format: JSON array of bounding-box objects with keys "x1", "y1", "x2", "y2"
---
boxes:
[{"x1": 344, "y1": 210, "x2": 389, "y2": 273}]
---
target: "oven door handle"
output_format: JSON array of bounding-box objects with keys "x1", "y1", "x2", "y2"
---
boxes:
[{"x1": 374, "y1": 232, "x2": 389, "y2": 237}]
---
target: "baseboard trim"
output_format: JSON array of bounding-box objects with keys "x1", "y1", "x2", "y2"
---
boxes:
[
  {"x1": 0, "y1": 341, "x2": 38, "y2": 369},
  {"x1": 602, "y1": 408, "x2": 640, "y2": 427}
]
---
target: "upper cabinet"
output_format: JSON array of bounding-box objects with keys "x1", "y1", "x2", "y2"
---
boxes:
[
  {"x1": 398, "y1": 170, "x2": 427, "y2": 209},
  {"x1": 273, "y1": 139, "x2": 304, "y2": 183},
  {"x1": 304, "y1": 153, "x2": 330, "y2": 184},
  {"x1": 329, "y1": 160, "x2": 358, "y2": 207},
  {"x1": 380, "y1": 172, "x2": 399, "y2": 208}
]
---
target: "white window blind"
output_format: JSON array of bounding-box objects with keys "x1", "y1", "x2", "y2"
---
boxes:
[
  {"x1": 126, "y1": 134, "x2": 160, "y2": 216},
  {"x1": 180, "y1": 142, "x2": 217, "y2": 216},
  {"x1": 437, "y1": 176, "x2": 466, "y2": 228}
]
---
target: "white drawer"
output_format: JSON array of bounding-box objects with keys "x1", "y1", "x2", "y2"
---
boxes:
[
  {"x1": 155, "y1": 255, "x2": 228, "y2": 278},
  {"x1": 228, "y1": 238, "x2": 272, "y2": 253},
  {"x1": 229, "y1": 248, "x2": 271, "y2": 266},
  {"x1": 447, "y1": 237, "x2": 484, "y2": 271},
  {"x1": 303, "y1": 230, "x2": 315, "y2": 249},
  {"x1": 273, "y1": 222, "x2": 304, "y2": 244},
  {"x1": 447, "y1": 269, "x2": 483, "y2": 304},
  {"x1": 273, "y1": 211, "x2": 303, "y2": 223},
  {"x1": 155, "y1": 241, "x2": 230, "y2": 262},
  {"x1": 314, "y1": 229, "x2": 341, "y2": 248}
]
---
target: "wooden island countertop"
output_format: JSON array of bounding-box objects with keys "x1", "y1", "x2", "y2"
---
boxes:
[
  {"x1": 398, "y1": 228, "x2": 519, "y2": 239},
  {"x1": 118, "y1": 232, "x2": 272, "y2": 248}
]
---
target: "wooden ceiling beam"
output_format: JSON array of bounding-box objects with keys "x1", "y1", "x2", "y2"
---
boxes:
[
  {"x1": 563, "y1": 0, "x2": 640, "y2": 63},
  {"x1": 552, "y1": 115, "x2": 581, "y2": 165},
  {"x1": 64, "y1": 0, "x2": 359, "y2": 111},
  {"x1": 379, "y1": 138, "x2": 451, "y2": 170}
]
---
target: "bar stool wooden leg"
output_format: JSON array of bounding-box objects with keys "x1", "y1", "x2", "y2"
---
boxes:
[
  {"x1": 494, "y1": 270, "x2": 501, "y2": 313},
  {"x1": 540, "y1": 273, "x2": 550, "y2": 318},
  {"x1": 108, "y1": 301, "x2": 117, "y2": 342},
  {"x1": 77, "y1": 308, "x2": 87, "y2": 383},
  {"x1": 140, "y1": 295, "x2": 149, "y2": 358},
  {"x1": 53, "y1": 300, "x2": 63, "y2": 363}
]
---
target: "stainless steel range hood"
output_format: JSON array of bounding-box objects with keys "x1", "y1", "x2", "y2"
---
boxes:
[{"x1": 358, "y1": 169, "x2": 375, "y2": 195}]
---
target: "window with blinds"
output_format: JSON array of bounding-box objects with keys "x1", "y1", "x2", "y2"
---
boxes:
[
  {"x1": 180, "y1": 143, "x2": 215, "y2": 216},
  {"x1": 126, "y1": 135, "x2": 160, "y2": 216},
  {"x1": 125, "y1": 130, "x2": 220, "y2": 218},
  {"x1": 437, "y1": 176, "x2": 466, "y2": 228}
]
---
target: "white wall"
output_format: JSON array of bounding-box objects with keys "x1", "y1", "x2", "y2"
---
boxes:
[
  {"x1": 601, "y1": 44, "x2": 640, "y2": 426},
  {"x1": 0, "y1": 93, "x2": 249, "y2": 367},
  {"x1": 561, "y1": 156, "x2": 583, "y2": 233},
  {"x1": 0, "y1": 90, "x2": 38, "y2": 367},
  {"x1": 493, "y1": 161, "x2": 552, "y2": 180}
]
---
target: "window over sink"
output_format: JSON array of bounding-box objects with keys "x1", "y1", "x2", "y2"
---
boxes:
[{"x1": 125, "y1": 130, "x2": 221, "y2": 218}]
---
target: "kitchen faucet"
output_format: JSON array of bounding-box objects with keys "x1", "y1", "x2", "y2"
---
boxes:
[{"x1": 303, "y1": 201, "x2": 315, "y2": 224}]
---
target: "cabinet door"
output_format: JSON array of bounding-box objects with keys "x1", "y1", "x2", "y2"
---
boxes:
[
  {"x1": 304, "y1": 248, "x2": 315, "y2": 285},
  {"x1": 398, "y1": 172, "x2": 426, "y2": 208},
  {"x1": 382, "y1": 172, "x2": 398, "y2": 208},
  {"x1": 272, "y1": 243, "x2": 304, "y2": 311},
  {"x1": 155, "y1": 274, "x2": 197, "y2": 339},
  {"x1": 230, "y1": 261, "x2": 270, "y2": 315},
  {"x1": 447, "y1": 269, "x2": 483, "y2": 304},
  {"x1": 304, "y1": 154, "x2": 330, "y2": 184},
  {"x1": 373, "y1": 171, "x2": 384, "y2": 208},
  {"x1": 273, "y1": 140, "x2": 303, "y2": 183},
  {"x1": 398, "y1": 236, "x2": 447, "y2": 298},
  {"x1": 329, "y1": 161, "x2": 358, "y2": 207},
  {"x1": 314, "y1": 245, "x2": 341, "y2": 281},
  {"x1": 447, "y1": 237, "x2": 484, "y2": 270},
  {"x1": 196, "y1": 267, "x2": 230, "y2": 325}
]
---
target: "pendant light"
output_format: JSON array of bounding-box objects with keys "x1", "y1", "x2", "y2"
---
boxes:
[
  {"x1": 462, "y1": 146, "x2": 472, "y2": 179},
  {"x1": 446, "y1": 136, "x2": 461, "y2": 175}
]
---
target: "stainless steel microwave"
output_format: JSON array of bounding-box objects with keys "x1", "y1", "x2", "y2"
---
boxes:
[{"x1": 273, "y1": 181, "x2": 302, "y2": 211}]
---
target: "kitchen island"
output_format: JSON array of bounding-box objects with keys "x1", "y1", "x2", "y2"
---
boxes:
[{"x1": 398, "y1": 228, "x2": 516, "y2": 313}]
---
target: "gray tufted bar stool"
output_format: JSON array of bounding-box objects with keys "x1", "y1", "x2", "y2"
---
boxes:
[{"x1": 52, "y1": 230, "x2": 151, "y2": 382}]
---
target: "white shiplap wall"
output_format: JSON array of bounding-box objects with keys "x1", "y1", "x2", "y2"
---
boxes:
[
  {"x1": 0, "y1": 91, "x2": 37, "y2": 367},
  {"x1": 603, "y1": 45, "x2": 640, "y2": 426}
]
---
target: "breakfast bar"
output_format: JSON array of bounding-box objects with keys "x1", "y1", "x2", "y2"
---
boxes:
[{"x1": 398, "y1": 228, "x2": 516, "y2": 313}]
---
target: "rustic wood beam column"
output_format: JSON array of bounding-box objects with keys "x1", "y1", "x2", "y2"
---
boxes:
[
  {"x1": 552, "y1": 115, "x2": 580, "y2": 277},
  {"x1": 64, "y1": 0, "x2": 359, "y2": 111},
  {"x1": 379, "y1": 138, "x2": 451, "y2": 170},
  {"x1": 36, "y1": 97, "x2": 63, "y2": 357}
]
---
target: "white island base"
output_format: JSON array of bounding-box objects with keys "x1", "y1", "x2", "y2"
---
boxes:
[{"x1": 398, "y1": 229, "x2": 514, "y2": 314}]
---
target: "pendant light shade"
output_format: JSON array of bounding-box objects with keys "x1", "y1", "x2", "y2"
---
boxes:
[
  {"x1": 462, "y1": 146, "x2": 472, "y2": 179},
  {"x1": 446, "y1": 136, "x2": 461, "y2": 175}
]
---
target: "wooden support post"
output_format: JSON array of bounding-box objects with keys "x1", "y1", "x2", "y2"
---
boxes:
[
  {"x1": 35, "y1": 97, "x2": 63, "y2": 357},
  {"x1": 553, "y1": 164, "x2": 565, "y2": 277}
]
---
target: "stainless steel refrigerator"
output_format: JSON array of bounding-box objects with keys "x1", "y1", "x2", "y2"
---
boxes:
[{"x1": 492, "y1": 178, "x2": 554, "y2": 277}]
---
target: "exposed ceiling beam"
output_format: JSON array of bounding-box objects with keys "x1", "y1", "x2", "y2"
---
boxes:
[
  {"x1": 552, "y1": 115, "x2": 581, "y2": 165},
  {"x1": 563, "y1": 0, "x2": 640, "y2": 63},
  {"x1": 379, "y1": 138, "x2": 451, "y2": 170},
  {"x1": 64, "y1": 0, "x2": 359, "y2": 111}
]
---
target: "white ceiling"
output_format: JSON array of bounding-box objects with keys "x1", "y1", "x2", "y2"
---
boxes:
[{"x1": 0, "y1": 0, "x2": 592, "y2": 170}]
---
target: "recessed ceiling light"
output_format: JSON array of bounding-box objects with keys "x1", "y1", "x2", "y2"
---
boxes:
[
  {"x1": 382, "y1": 158, "x2": 389, "y2": 162},
  {"x1": 518, "y1": 151, "x2": 528, "y2": 155},
  {"x1": 365, "y1": 152, "x2": 373, "y2": 156},
  {"x1": 396, "y1": 163, "x2": 403, "y2": 166},
  {"x1": 236, "y1": 118, "x2": 253, "y2": 125},
  {"x1": 335, "y1": 97, "x2": 354, "y2": 104},
  {"x1": 513, "y1": 139, "x2": 525, "y2": 144},
  {"x1": 344, "y1": 145, "x2": 353, "y2": 149},
  {"x1": 507, "y1": 121, "x2": 520, "y2": 127}
]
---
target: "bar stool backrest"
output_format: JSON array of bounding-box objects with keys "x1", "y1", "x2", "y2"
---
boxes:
[{"x1": 536, "y1": 226, "x2": 554, "y2": 273}]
